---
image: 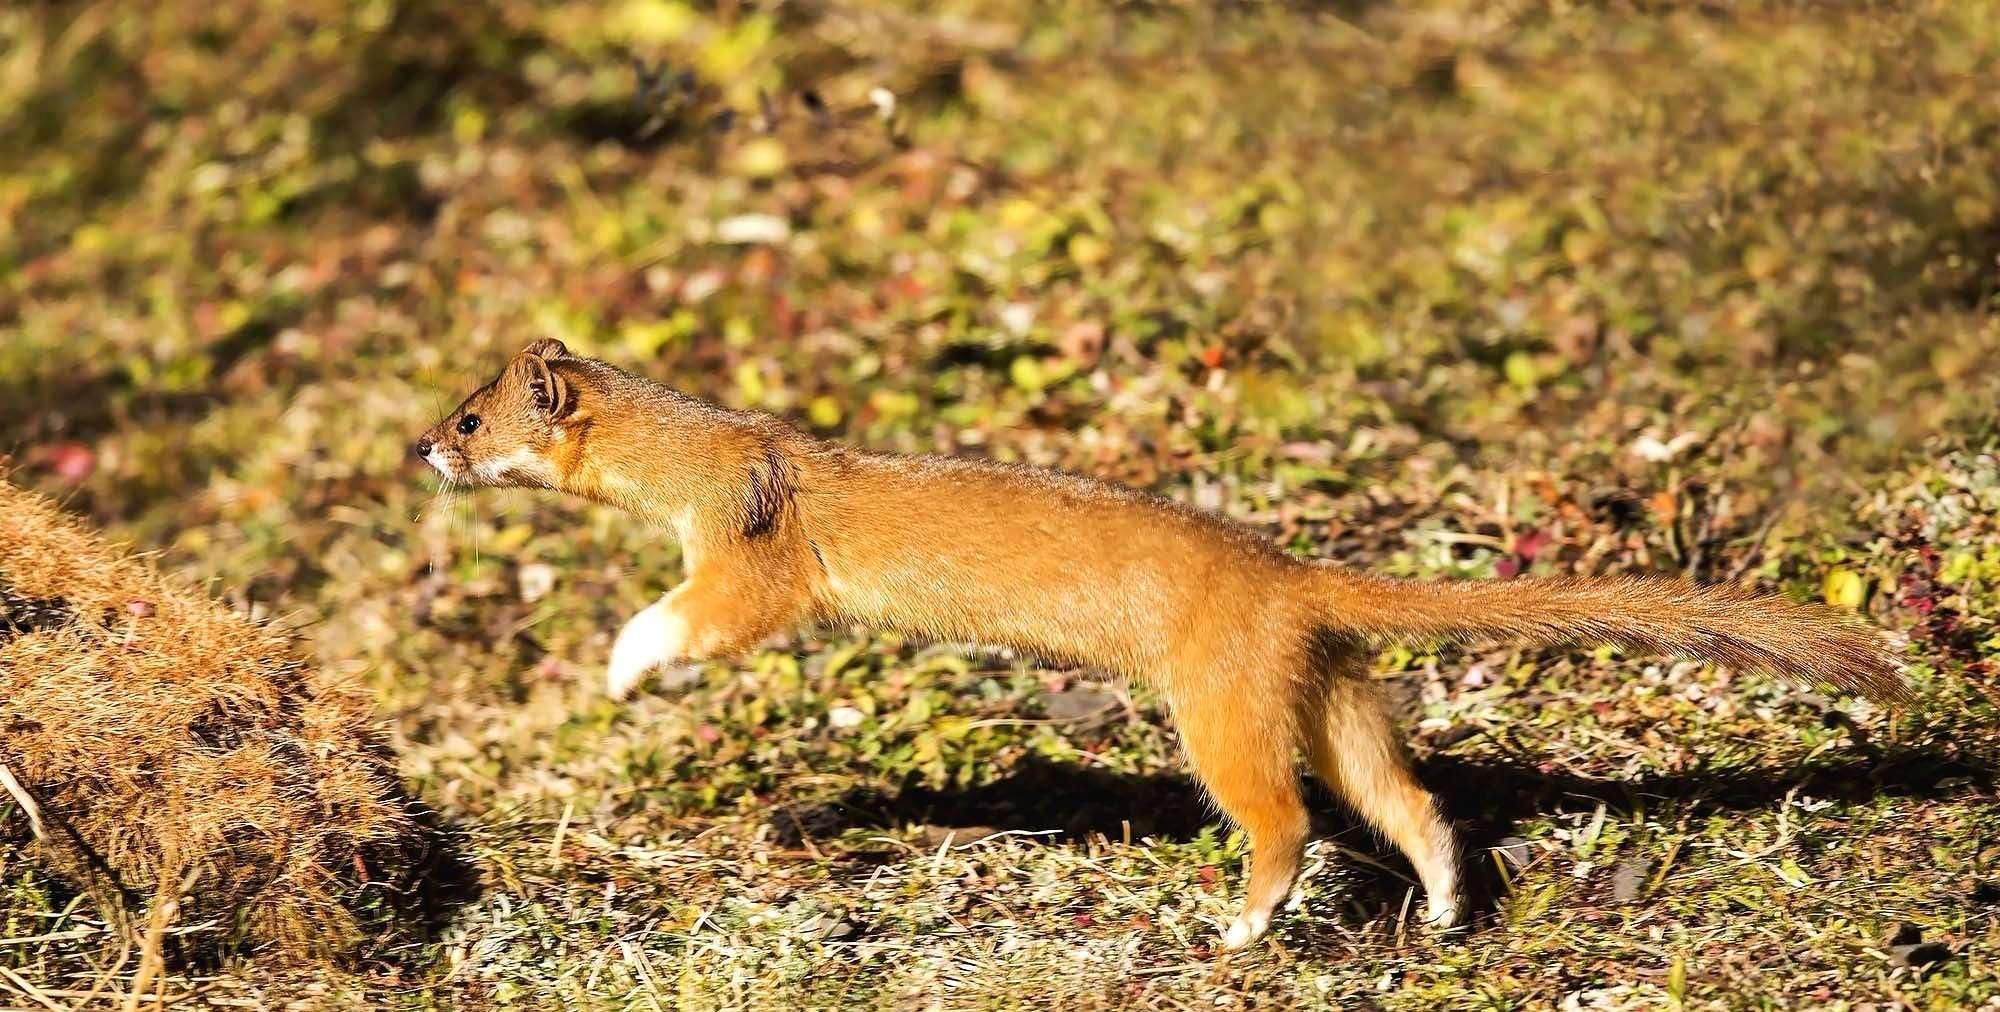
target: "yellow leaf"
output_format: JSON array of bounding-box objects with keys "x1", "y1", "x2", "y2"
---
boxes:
[
  {"x1": 1822, "y1": 568, "x2": 1867, "y2": 610},
  {"x1": 1503, "y1": 350, "x2": 1540, "y2": 391},
  {"x1": 999, "y1": 198, "x2": 1044, "y2": 231},
  {"x1": 614, "y1": 0, "x2": 696, "y2": 44},
  {"x1": 808, "y1": 396, "x2": 843, "y2": 428},
  {"x1": 1067, "y1": 233, "x2": 1109, "y2": 267},
  {"x1": 1009, "y1": 356, "x2": 1047, "y2": 392},
  {"x1": 731, "y1": 138, "x2": 787, "y2": 179},
  {"x1": 1743, "y1": 244, "x2": 1785, "y2": 281},
  {"x1": 734, "y1": 361, "x2": 766, "y2": 403},
  {"x1": 1776, "y1": 857, "x2": 1814, "y2": 887},
  {"x1": 490, "y1": 523, "x2": 533, "y2": 553},
  {"x1": 820, "y1": 643, "x2": 863, "y2": 681},
  {"x1": 452, "y1": 106, "x2": 487, "y2": 145},
  {"x1": 869, "y1": 389, "x2": 919, "y2": 421}
]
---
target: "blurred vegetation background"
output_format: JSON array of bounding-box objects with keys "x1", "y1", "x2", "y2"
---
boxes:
[{"x1": 3, "y1": 1, "x2": 1999, "y2": 1007}]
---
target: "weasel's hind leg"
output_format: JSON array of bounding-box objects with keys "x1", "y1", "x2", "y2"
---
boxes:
[
  {"x1": 1166, "y1": 676, "x2": 1311, "y2": 951},
  {"x1": 1305, "y1": 671, "x2": 1462, "y2": 928}
]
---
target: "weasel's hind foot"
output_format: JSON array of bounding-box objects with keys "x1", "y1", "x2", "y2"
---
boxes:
[
  {"x1": 1421, "y1": 897, "x2": 1464, "y2": 932},
  {"x1": 1221, "y1": 910, "x2": 1273, "y2": 952}
]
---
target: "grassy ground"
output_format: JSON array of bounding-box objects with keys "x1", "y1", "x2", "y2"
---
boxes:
[{"x1": 5, "y1": 0, "x2": 2000, "y2": 1007}]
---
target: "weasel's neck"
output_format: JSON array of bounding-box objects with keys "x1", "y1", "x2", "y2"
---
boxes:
[{"x1": 553, "y1": 380, "x2": 772, "y2": 535}]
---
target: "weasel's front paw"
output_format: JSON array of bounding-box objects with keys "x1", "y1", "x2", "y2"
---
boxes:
[
  {"x1": 607, "y1": 600, "x2": 691, "y2": 700},
  {"x1": 606, "y1": 659, "x2": 701, "y2": 700},
  {"x1": 606, "y1": 659, "x2": 646, "y2": 700}
]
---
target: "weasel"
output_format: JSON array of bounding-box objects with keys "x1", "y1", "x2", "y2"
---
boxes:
[{"x1": 416, "y1": 339, "x2": 1907, "y2": 951}]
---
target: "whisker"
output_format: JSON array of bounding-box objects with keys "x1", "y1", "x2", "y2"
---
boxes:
[
  {"x1": 421, "y1": 361, "x2": 451, "y2": 420},
  {"x1": 441, "y1": 475, "x2": 473, "y2": 575},
  {"x1": 426, "y1": 476, "x2": 462, "y2": 576},
  {"x1": 415, "y1": 477, "x2": 445, "y2": 524},
  {"x1": 423, "y1": 480, "x2": 443, "y2": 573},
  {"x1": 470, "y1": 486, "x2": 482, "y2": 571}
]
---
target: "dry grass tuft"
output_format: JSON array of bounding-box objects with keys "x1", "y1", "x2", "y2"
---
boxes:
[{"x1": 0, "y1": 479, "x2": 437, "y2": 964}]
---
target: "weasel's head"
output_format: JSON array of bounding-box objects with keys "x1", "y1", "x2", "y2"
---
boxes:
[{"x1": 415, "y1": 339, "x2": 581, "y2": 488}]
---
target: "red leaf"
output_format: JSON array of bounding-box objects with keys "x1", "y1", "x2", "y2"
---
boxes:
[
  {"x1": 1513, "y1": 527, "x2": 1552, "y2": 562},
  {"x1": 47, "y1": 442, "x2": 95, "y2": 481}
]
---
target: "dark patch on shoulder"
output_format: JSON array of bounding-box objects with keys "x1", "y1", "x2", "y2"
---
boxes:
[{"x1": 743, "y1": 444, "x2": 794, "y2": 538}]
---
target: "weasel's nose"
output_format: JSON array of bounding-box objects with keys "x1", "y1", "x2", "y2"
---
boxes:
[{"x1": 413, "y1": 437, "x2": 434, "y2": 458}]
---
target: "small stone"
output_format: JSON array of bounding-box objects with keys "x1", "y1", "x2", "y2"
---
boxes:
[
  {"x1": 1493, "y1": 836, "x2": 1533, "y2": 871},
  {"x1": 1881, "y1": 921, "x2": 1923, "y2": 948},
  {"x1": 1612, "y1": 857, "x2": 1654, "y2": 903},
  {"x1": 1890, "y1": 941, "x2": 1952, "y2": 969},
  {"x1": 715, "y1": 213, "x2": 789, "y2": 245},
  {"x1": 998, "y1": 301, "x2": 1036, "y2": 338},
  {"x1": 1431, "y1": 724, "x2": 1482, "y2": 749},
  {"x1": 919, "y1": 825, "x2": 1001, "y2": 850},
  {"x1": 654, "y1": 663, "x2": 701, "y2": 693},
  {"x1": 826, "y1": 705, "x2": 865, "y2": 730},
  {"x1": 516, "y1": 563, "x2": 556, "y2": 604},
  {"x1": 868, "y1": 86, "x2": 896, "y2": 120},
  {"x1": 1041, "y1": 686, "x2": 1115, "y2": 722},
  {"x1": 769, "y1": 801, "x2": 846, "y2": 847},
  {"x1": 1969, "y1": 880, "x2": 2000, "y2": 905},
  {"x1": 1879, "y1": 922, "x2": 1954, "y2": 971}
]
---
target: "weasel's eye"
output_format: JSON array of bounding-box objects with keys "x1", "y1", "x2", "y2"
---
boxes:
[{"x1": 456, "y1": 414, "x2": 482, "y2": 435}]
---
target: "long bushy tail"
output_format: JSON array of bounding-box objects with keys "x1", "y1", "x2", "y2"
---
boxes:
[{"x1": 1309, "y1": 566, "x2": 1909, "y2": 704}]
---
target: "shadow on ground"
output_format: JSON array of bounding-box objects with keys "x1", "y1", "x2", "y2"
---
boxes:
[{"x1": 769, "y1": 742, "x2": 1993, "y2": 930}]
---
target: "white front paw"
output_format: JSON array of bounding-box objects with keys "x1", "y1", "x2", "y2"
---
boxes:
[
  {"x1": 606, "y1": 599, "x2": 689, "y2": 700},
  {"x1": 605, "y1": 655, "x2": 650, "y2": 702}
]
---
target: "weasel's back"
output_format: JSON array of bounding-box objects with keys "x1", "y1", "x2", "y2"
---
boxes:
[{"x1": 794, "y1": 449, "x2": 1299, "y2": 671}]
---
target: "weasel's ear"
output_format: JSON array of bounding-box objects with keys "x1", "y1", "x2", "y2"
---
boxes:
[
  {"x1": 520, "y1": 338, "x2": 569, "y2": 360},
  {"x1": 513, "y1": 352, "x2": 574, "y2": 419}
]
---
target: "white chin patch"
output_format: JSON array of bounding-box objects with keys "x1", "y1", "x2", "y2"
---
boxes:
[
  {"x1": 474, "y1": 448, "x2": 544, "y2": 484},
  {"x1": 425, "y1": 451, "x2": 458, "y2": 481}
]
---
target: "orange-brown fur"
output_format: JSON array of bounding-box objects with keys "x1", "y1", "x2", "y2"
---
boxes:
[{"x1": 418, "y1": 340, "x2": 1908, "y2": 951}]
